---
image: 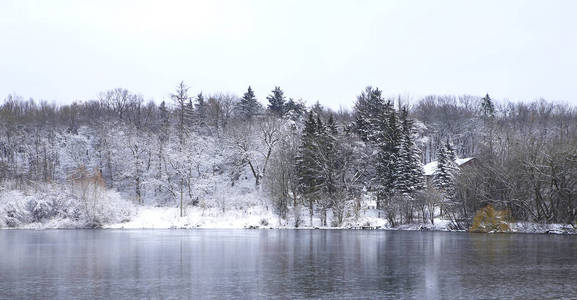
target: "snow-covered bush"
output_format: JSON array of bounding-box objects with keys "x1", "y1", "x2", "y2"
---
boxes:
[
  {"x1": 86, "y1": 189, "x2": 133, "y2": 226},
  {"x1": 0, "y1": 190, "x2": 33, "y2": 227},
  {"x1": 0, "y1": 183, "x2": 134, "y2": 228}
]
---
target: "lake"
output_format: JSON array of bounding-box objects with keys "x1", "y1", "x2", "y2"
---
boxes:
[{"x1": 1, "y1": 230, "x2": 576, "y2": 299}]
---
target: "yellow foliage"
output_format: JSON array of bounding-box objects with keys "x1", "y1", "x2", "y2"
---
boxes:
[
  {"x1": 470, "y1": 204, "x2": 511, "y2": 233},
  {"x1": 68, "y1": 166, "x2": 105, "y2": 187}
]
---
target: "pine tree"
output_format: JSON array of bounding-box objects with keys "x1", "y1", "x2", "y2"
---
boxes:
[
  {"x1": 195, "y1": 93, "x2": 207, "y2": 127},
  {"x1": 323, "y1": 114, "x2": 341, "y2": 197},
  {"x1": 296, "y1": 111, "x2": 320, "y2": 225},
  {"x1": 432, "y1": 142, "x2": 458, "y2": 200},
  {"x1": 296, "y1": 113, "x2": 343, "y2": 226},
  {"x1": 267, "y1": 86, "x2": 286, "y2": 117},
  {"x1": 480, "y1": 93, "x2": 496, "y2": 152},
  {"x1": 184, "y1": 98, "x2": 194, "y2": 126},
  {"x1": 393, "y1": 107, "x2": 424, "y2": 196},
  {"x1": 326, "y1": 114, "x2": 338, "y2": 136},
  {"x1": 353, "y1": 88, "x2": 406, "y2": 210},
  {"x1": 353, "y1": 87, "x2": 384, "y2": 142},
  {"x1": 374, "y1": 101, "x2": 401, "y2": 203},
  {"x1": 158, "y1": 101, "x2": 170, "y2": 141},
  {"x1": 236, "y1": 86, "x2": 261, "y2": 120},
  {"x1": 284, "y1": 98, "x2": 306, "y2": 120},
  {"x1": 480, "y1": 93, "x2": 495, "y2": 120},
  {"x1": 311, "y1": 101, "x2": 324, "y2": 117},
  {"x1": 444, "y1": 138, "x2": 456, "y2": 162}
]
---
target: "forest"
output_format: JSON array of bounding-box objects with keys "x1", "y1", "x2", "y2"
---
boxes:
[{"x1": 1, "y1": 83, "x2": 576, "y2": 229}]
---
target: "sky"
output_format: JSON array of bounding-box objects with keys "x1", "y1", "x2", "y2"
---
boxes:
[{"x1": 1, "y1": 0, "x2": 576, "y2": 110}]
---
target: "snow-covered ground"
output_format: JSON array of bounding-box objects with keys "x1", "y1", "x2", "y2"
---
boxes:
[
  {"x1": 508, "y1": 222, "x2": 577, "y2": 235},
  {"x1": 104, "y1": 205, "x2": 388, "y2": 230},
  {"x1": 104, "y1": 206, "x2": 576, "y2": 234},
  {"x1": 106, "y1": 206, "x2": 277, "y2": 229},
  {"x1": 1, "y1": 185, "x2": 575, "y2": 234}
]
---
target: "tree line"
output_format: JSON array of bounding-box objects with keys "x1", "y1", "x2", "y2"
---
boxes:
[{"x1": 1, "y1": 83, "x2": 577, "y2": 227}]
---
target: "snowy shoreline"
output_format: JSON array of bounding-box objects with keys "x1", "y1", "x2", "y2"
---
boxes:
[
  {"x1": 3, "y1": 205, "x2": 575, "y2": 235},
  {"x1": 3, "y1": 226, "x2": 576, "y2": 235}
]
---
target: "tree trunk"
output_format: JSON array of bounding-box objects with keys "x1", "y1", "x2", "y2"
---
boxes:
[
  {"x1": 180, "y1": 178, "x2": 184, "y2": 217},
  {"x1": 309, "y1": 199, "x2": 314, "y2": 227}
]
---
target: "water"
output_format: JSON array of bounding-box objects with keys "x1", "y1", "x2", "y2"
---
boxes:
[{"x1": 0, "y1": 230, "x2": 576, "y2": 299}]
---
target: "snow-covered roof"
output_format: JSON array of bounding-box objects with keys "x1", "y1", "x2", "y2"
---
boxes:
[
  {"x1": 455, "y1": 157, "x2": 474, "y2": 166},
  {"x1": 423, "y1": 157, "x2": 475, "y2": 176}
]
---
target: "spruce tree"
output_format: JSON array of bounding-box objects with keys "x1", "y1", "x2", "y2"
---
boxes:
[
  {"x1": 299, "y1": 113, "x2": 342, "y2": 226},
  {"x1": 480, "y1": 93, "x2": 496, "y2": 152},
  {"x1": 297, "y1": 111, "x2": 320, "y2": 225},
  {"x1": 311, "y1": 101, "x2": 324, "y2": 117},
  {"x1": 267, "y1": 86, "x2": 286, "y2": 117},
  {"x1": 480, "y1": 93, "x2": 495, "y2": 120},
  {"x1": 374, "y1": 101, "x2": 401, "y2": 202},
  {"x1": 236, "y1": 86, "x2": 261, "y2": 120},
  {"x1": 353, "y1": 88, "x2": 405, "y2": 209},
  {"x1": 184, "y1": 98, "x2": 194, "y2": 126},
  {"x1": 324, "y1": 114, "x2": 340, "y2": 197},
  {"x1": 158, "y1": 100, "x2": 170, "y2": 143},
  {"x1": 285, "y1": 98, "x2": 306, "y2": 119},
  {"x1": 394, "y1": 107, "x2": 424, "y2": 196},
  {"x1": 432, "y1": 142, "x2": 458, "y2": 199},
  {"x1": 444, "y1": 138, "x2": 456, "y2": 162},
  {"x1": 195, "y1": 93, "x2": 207, "y2": 126},
  {"x1": 353, "y1": 86, "x2": 384, "y2": 142}
]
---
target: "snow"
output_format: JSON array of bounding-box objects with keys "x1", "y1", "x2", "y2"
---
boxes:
[
  {"x1": 105, "y1": 206, "x2": 278, "y2": 229},
  {"x1": 3, "y1": 194, "x2": 575, "y2": 234},
  {"x1": 423, "y1": 157, "x2": 474, "y2": 176},
  {"x1": 0, "y1": 184, "x2": 134, "y2": 229},
  {"x1": 508, "y1": 222, "x2": 577, "y2": 234},
  {"x1": 423, "y1": 161, "x2": 439, "y2": 177},
  {"x1": 455, "y1": 157, "x2": 474, "y2": 166}
]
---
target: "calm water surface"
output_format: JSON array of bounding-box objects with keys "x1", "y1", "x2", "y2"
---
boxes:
[{"x1": 0, "y1": 229, "x2": 576, "y2": 299}]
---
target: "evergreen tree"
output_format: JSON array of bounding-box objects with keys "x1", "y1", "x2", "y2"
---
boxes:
[
  {"x1": 353, "y1": 88, "x2": 406, "y2": 209},
  {"x1": 374, "y1": 102, "x2": 401, "y2": 204},
  {"x1": 444, "y1": 138, "x2": 456, "y2": 162},
  {"x1": 236, "y1": 86, "x2": 261, "y2": 120},
  {"x1": 323, "y1": 114, "x2": 340, "y2": 197},
  {"x1": 184, "y1": 98, "x2": 194, "y2": 126},
  {"x1": 353, "y1": 87, "x2": 384, "y2": 142},
  {"x1": 296, "y1": 111, "x2": 320, "y2": 225},
  {"x1": 394, "y1": 107, "x2": 424, "y2": 196},
  {"x1": 195, "y1": 92, "x2": 207, "y2": 126},
  {"x1": 326, "y1": 114, "x2": 338, "y2": 136},
  {"x1": 311, "y1": 101, "x2": 324, "y2": 117},
  {"x1": 432, "y1": 142, "x2": 458, "y2": 199},
  {"x1": 158, "y1": 101, "x2": 170, "y2": 141},
  {"x1": 480, "y1": 93, "x2": 496, "y2": 152},
  {"x1": 480, "y1": 93, "x2": 495, "y2": 120},
  {"x1": 267, "y1": 86, "x2": 286, "y2": 117},
  {"x1": 284, "y1": 98, "x2": 306, "y2": 120},
  {"x1": 296, "y1": 113, "x2": 343, "y2": 226}
]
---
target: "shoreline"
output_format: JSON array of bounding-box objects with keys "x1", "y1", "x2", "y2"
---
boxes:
[
  {"x1": 2, "y1": 205, "x2": 575, "y2": 235},
  {"x1": 2, "y1": 223, "x2": 575, "y2": 235}
]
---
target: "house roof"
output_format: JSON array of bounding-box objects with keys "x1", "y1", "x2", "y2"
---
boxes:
[{"x1": 423, "y1": 157, "x2": 475, "y2": 176}]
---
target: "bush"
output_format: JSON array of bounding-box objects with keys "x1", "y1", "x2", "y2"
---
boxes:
[
  {"x1": 470, "y1": 204, "x2": 511, "y2": 233},
  {"x1": 0, "y1": 184, "x2": 134, "y2": 228},
  {"x1": 260, "y1": 218, "x2": 269, "y2": 227}
]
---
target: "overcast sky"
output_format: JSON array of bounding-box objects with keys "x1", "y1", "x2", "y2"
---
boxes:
[{"x1": 1, "y1": 0, "x2": 576, "y2": 109}]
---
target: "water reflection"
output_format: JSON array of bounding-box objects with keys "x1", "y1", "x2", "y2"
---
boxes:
[{"x1": 1, "y1": 230, "x2": 576, "y2": 299}]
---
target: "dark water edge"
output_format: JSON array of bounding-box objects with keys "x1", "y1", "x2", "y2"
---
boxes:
[
  {"x1": 1, "y1": 229, "x2": 577, "y2": 299},
  {"x1": 2, "y1": 225, "x2": 576, "y2": 235}
]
